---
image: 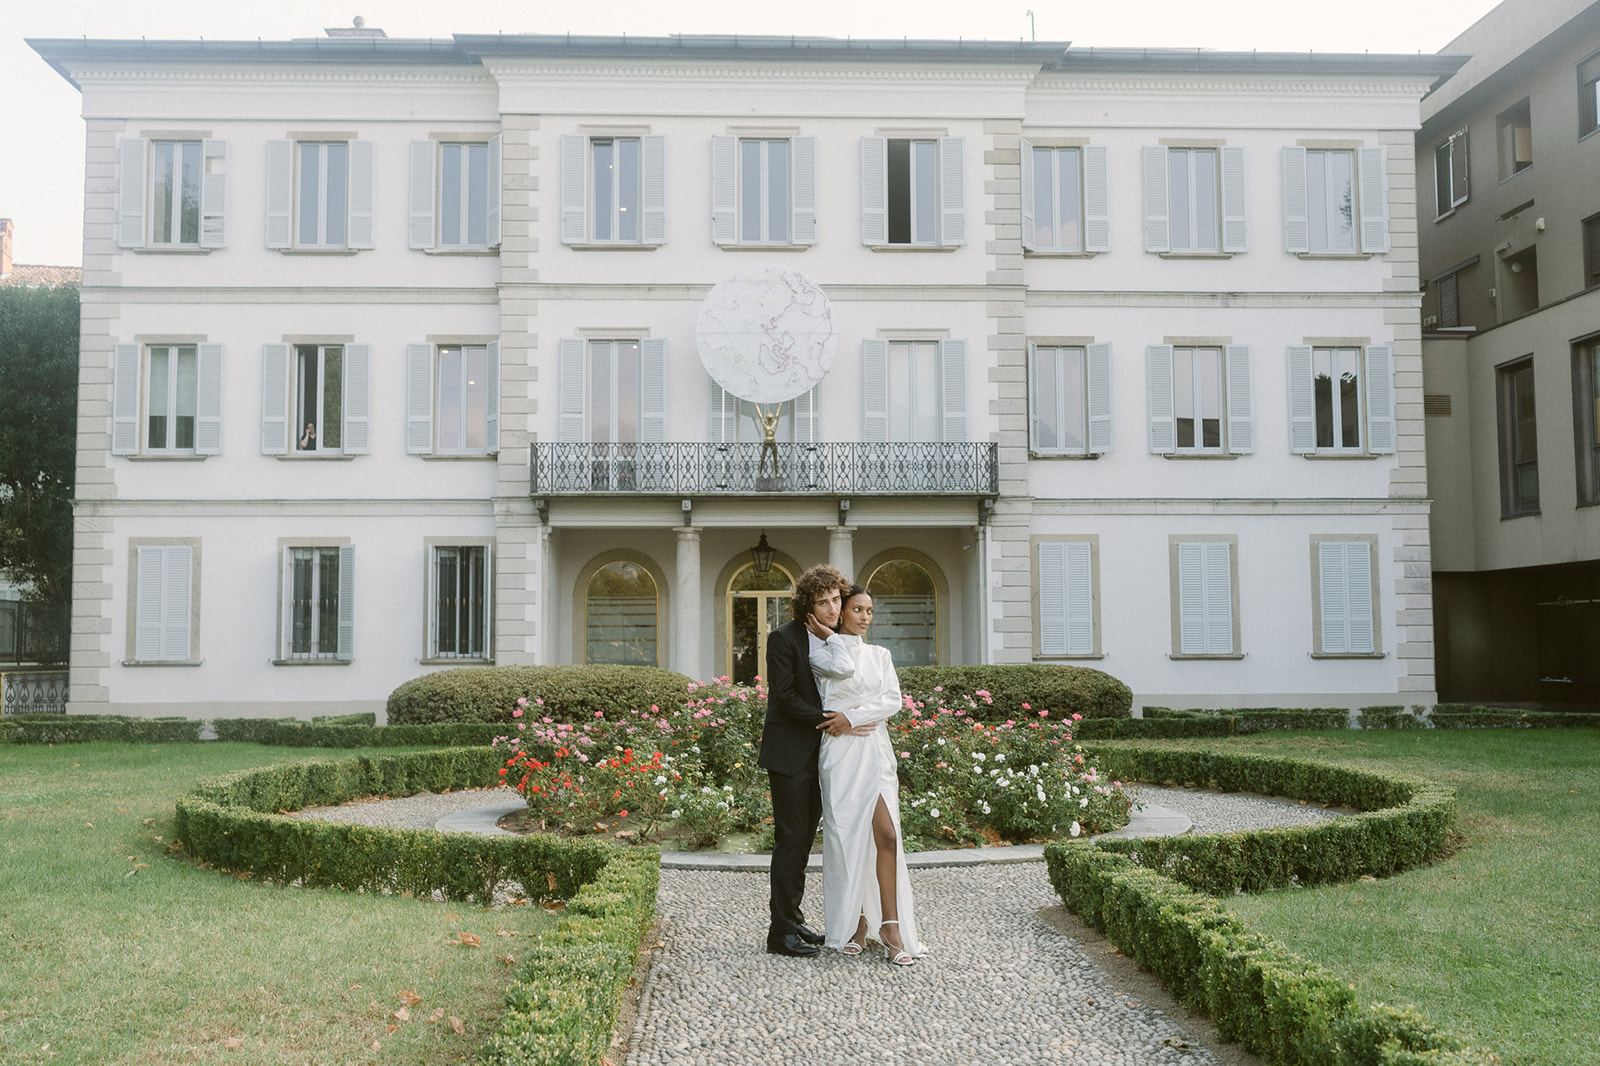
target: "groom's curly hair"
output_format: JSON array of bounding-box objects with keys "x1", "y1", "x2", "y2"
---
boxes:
[{"x1": 792, "y1": 564, "x2": 850, "y2": 621}]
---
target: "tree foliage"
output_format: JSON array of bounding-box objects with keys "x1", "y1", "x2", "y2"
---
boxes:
[{"x1": 0, "y1": 283, "x2": 78, "y2": 605}]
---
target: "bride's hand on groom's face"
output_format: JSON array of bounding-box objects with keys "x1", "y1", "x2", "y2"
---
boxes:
[{"x1": 805, "y1": 613, "x2": 834, "y2": 640}]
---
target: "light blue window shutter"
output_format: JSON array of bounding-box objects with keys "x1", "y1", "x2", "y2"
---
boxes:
[
  {"x1": 486, "y1": 134, "x2": 502, "y2": 249},
  {"x1": 1027, "y1": 342, "x2": 1043, "y2": 451},
  {"x1": 1019, "y1": 139, "x2": 1036, "y2": 253},
  {"x1": 1177, "y1": 542, "x2": 1206, "y2": 654},
  {"x1": 405, "y1": 343, "x2": 434, "y2": 454},
  {"x1": 1064, "y1": 541, "x2": 1094, "y2": 656},
  {"x1": 1142, "y1": 146, "x2": 1170, "y2": 252},
  {"x1": 1220, "y1": 145, "x2": 1248, "y2": 253},
  {"x1": 1364, "y1": 344, "x2": 1396, "y2": 454},
  {"x1": 794, "y1": 384, "x2": 820, "y2": 443},
  {"x1": 346, "y1": 140, "x2": 375, "y2": 249},
  {"x1": 862, "y1": 339, "x2": 889, "y2": 442},
  {"x1": 1083, "y1": 145, "x2": 1111, "y2": 253},
  {"x1": 265, "y1": 140, "x2": 293, "y2": 249},
  {"x1": 1281, "y1": 146, "x2": 1309, "y2": 254},
  {"x1": 1038, "y1": 541, "x2": 1067, "y2": 655},
  {"x1": 484, "y1": 340, "x2": 501, "y2": 454},
  {"x1": 792, "y1": 135, "x2": 818, "y2": 244},
  {"x1": 1357, "y1": 146, "x2": 1390, "y2": 254},
  {"x1": 1319, "y1": 541, "x2": 1349, "y2": 653},
  {"x1": 118, "y1": 139, "x2": 147, "y2": 248},
  {"x1": 1202, "y1": 542, "x2": 1233, "y2": 654},
  {"x1": 708, "y1": 380, "x2": 737, "y2": 443},
  {"x1": 557, "y1": 338, "x2": 587, "y2": 443},
  {"x1": 161, "y1": 545, "x2": 192, "y2": 661},
  {"x1": 559, "y1": 135, "x2": 587, "y2": 244},
  {"x1": 134, "y1": 546, "x2": 164, "y2": 660},
  {"x1": 342, "y1": 343, "x2": 370, "y2": 454},
  {"x1": 710, "y1": 135, "x2": 737, "y2": 245},
  {"x1": 939, "y1": 136, "x2": 966, "y2": 246},
  {"x1": 1225, "y1": 344, "x2": 1253, "y2": 454},
  {"x1": 1343, "y1": 542, "x2": 1375, "y2": 654},
  {"x1": 337, "y1": 544, "x2": 355, "y2": 660},
  {"x1": 860, "y1": 137, "x2": 887, "y2": 246},
  {"x1": 1146, "y1": 345, "x2": 1175, "y2": 453},
  {"x1": 640, "y1": 135, "x2": 667, "y2": 245},
  {"x1": 1086, "y1": 342, "x2": 1114, "y2": 454},
  {"x1": 408, "y1": 140, "x2": 436, "y2": 249},
  {"x1": 200, "y1": 139, "x2": 228, "y2": 248},
  {"x1": 195, "y1": 343, "x2": 223, "y2": 456},
  {"x1": 112, "y1": 343, "x2": 141, "y2": 455},
  {"x1": 1287, "y1": 346, "x2": 1316, "y2": 454},
  {"x1": 639, "y1": 338, "x2": 667, "y2": 443},
  {"x1": 940, "y1": 339, "x2": 968, "y2": 442},
  {"x1": 260, "y1": 344, "x2": 289, "y2": 455}
]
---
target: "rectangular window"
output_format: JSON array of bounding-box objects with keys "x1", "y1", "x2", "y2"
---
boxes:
[
  {"x1": 1288, "y1": 345, "x2": 1394, "y2": 456},
  {"x1": 1031, "y1": 147, "x2": 1083, "y2": 252},
  {"x1": 431, "y1": 545, "x2": 490, "y2": 660},
  {"x1": 1173, "y1": 347, "x2": 1225, "y2": 452},
  {"x1": 436, "y1": 345, "x2": 490, "y2": 454},
  {"x1": 887, "y1": 139, "x2": 940, "y2": 245},
  {"x1": 559, "y1": 134, "x2": 665, "y2": 246},
  {"x1": 1498, "y1": 358, "x2": 1539, "y2": 516},
  {"x1": 1575, "y1": 341, "x2": 1600, "y2": 506},
  {"x1": 1434, "y1": 130, "x2": 1469, "y2": 217},
  {"x1": 1580, "y1": 50, "x2": 1600, "y2": 138},
  {"x1": 592, "y1": 138, "x2": 639, "y2": 242},
  {"x1": 1172, "y1": 539, "x2": 1236, "y2": 657},
  {"x1": 887, "y1": 340, "x2": 941, "y2": 442},
  {"x1": 861, "y1": 338, "x2": 965, "y2": 445},
  {"x1": 1497, "y1": 99, "x2": 1533, "y2": 181},
  {"x1": 289, "y1": 548, "x2": 339, "y2": 659},
  {"x1": 1037, "y1": 539, "x2": 1098, "y2": 657},
  {"x1": 1306, "y1": 149, "x2": 1356, "y2": 254},
  {"x1": 129, "y1": 542, "x2": 196, "y2": 663},
  {"x1": 1314, "y1": 538, "x2": 1378, "y2": 655},
  {"x1": 1437, "y1": 272, "x2": 1461, "y2": 328},
  {"x1": 1583, "y1": 214, "x2": 1600, "y2": 291},
  {"x1": 1031, "y1": 346, "x2": 1086, "y2": 453},
  {"x1": 294, "y1": 345, "x2": 343, "y2": 453},
  {"x1": 739, "y1": 139, "x2": 790, "y2": 244},
  {"x1": 860, "y1": 136, "x2": 964, "y2": 248},
  {"x1": 1167, "y1": 148, "x2": 1220, "y2": 252},
  {"x1": 150, "y1": 141, "x2": 202, "y2": 246},
  {"x1": 440, "y1": 142, "x2": 489, "y2": 248},
  {"x1": 1148, "y1": 345, "x2": 1252, "y2": 455},
  {"x1": 298, "y1": 142, "x2": 349, "y2": 247},
  {"x1": 590, "y1": 339, "x2": 641, "y2": 449},
  {"x1": 147, "y1": 345, "x2": 198, "y2": 453},
  {"x1": 1314, "y1": 347, "x2": 1363, "y2": 451}
]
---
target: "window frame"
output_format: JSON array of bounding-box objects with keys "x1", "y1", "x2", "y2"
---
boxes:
[
  {"x1": 125, "y1": 539, "x2": 200, "y2": 665},
  {"x1": 559, "y1": 134, "x2": 666, "y2": 247},
  {"x1": 149, "y1": 140, "x2": 203, "y2": 248},
  {"x1": 425, "y1": 539, "x2": 493, "y2": 663},
  {"x1": 1143, "y1": 144, "x2": 1246, "y2": 255},
  {"x1": 118, "y1": 137, "x2": 226, "y2": 251},
  {"x1": 1579, "y1": 49, "x2": 1600, "y2": 139},
  {"x1": 1582, "y1": 213, "x2": 1600, "y2": 292},
  {"x1": 1495, "y1": 99, "x2": 1533, "y2": 182},
  {"x1": 1309, "y1": 535, "x2": 1382, "y2": 657},
  {"x1": 1287, "y1": 345, "x2": 1395, "y2": 457},
  {"x1": 276, "y1": 540, "x2": 353, "y2": 664},
  {"x1": 1169, "y1": 536, "x2": 1242, "y2": 659},
  {"x1": 1434, "y1": 129, "x2": 1469, "y2": 218},
  {"x1": 293, "y1": 344, "x2": 344, "y2": 455},
  {"x1": 1574, "y1": 337, "x2": 1600, "y2": 507},
  {"x1": 405, "y1": 341, "x2": 500, "y2": 457},
  {"x1": 1166, "y1": 147, "x2": 1221, "y2": 253},
  {"x1": 739, "y1": 138, "x2": 791, "y2": 245},
  {"x1": 296, "y1": 141, "x2": 350, "y2": 248},
  {"x1": 1172, "y1": 346, "x2": 1227, "y2": 454},
  {"x1": 1033, "y1": 536, "x2": 1101, "y2": 659},
  {"x1": 1496, "y1": 356, "x2": 1540, "y2": 518},
  {"x1": 145, "y1": 343, "x2": 200, "y2": 455},
  {"x1": 1027, "y1": 145, "x2": 1085, "y2": 253},
  {"x1": 111, "y1": 341, "x2": 223, "y2": 459},
  {"x1": 264, "y1": 138, "x2": 373, "y2": 252},
  {"x1": 859, "y1": 135, "x2": 965, "y2": 249},
  {"x1": 440, "y1": 141, "x2": 490, "y2": 249},
  {"x1": 1305, "y1": 148, "x2": 1358, "y2": 255},
  {"x1": 1313, "y1": 346, "x2": 1365, "y2": 453}
]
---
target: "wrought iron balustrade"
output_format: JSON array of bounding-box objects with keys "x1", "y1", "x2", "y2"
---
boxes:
[
  {"x1": 2, "y1": 670, "x2": 69, "y2": 716},
  {"x1": 530, "y1": 442, "x2": 998, "y2": 496}
]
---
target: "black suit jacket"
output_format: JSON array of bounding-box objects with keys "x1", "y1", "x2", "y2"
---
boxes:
[{"x1": 758, "y1": 618, "x2": 827, "y2": 775}]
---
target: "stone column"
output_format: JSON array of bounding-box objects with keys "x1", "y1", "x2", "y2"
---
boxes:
[
  {"x1": 828, "y1": 526, "x2": 855, "y2": 582},
  {"x1": 674, "y1": 527, "x2": 702, "y2": 679}
]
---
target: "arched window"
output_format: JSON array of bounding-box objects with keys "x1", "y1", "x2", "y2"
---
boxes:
[
  {"x1": 586, "y1": 560, "x2": 658, "y2": 665},
  {"x1": 865, "y1": 560, "x2": 937, "y2": 666}
]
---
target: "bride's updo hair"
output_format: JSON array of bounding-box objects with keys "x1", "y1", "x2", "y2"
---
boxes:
[{"x1": 843, "y1": 583, "x2": 868, "y2": 604}]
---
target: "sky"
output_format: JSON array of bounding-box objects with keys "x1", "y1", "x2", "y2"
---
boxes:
[{"x1": 3, "y1": 0, "x2": 1504, "y2": 268}]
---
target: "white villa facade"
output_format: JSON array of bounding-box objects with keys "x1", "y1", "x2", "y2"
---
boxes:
[{"x1": 30, "y1": 32, "x2": 1463, "y2": 719}]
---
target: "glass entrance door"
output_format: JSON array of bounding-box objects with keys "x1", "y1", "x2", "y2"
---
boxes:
[{"x1": 728, "y1": 564, "x2": 794, "y2": 685}]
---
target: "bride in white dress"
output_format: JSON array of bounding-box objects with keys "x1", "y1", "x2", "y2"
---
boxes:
[{"x1": 806, "y1": 585, "x2": 925, "y2": 965}]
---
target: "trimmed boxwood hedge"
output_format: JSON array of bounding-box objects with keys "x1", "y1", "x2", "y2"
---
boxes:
[
  {"x1": 385, "y1": 665, "x2": 691, "y2": 725},
  {"x1": 898, "y1": 664, "x2": 1131, "y2": 721},
  {"x1": 174, "y1": 748, "x2": 659, "y2": 1066},
  {"x1": 0, "y1": 714, "x2": 205, "y2": 744},
  {"x1": 1077, "y1": 716, "x2": 1235, "y2": 740},
  {"x1": 1044, "y1": 744, "x2": 1488, "y2": 1065}
]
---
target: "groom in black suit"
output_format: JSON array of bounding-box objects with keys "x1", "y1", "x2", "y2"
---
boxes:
[{"x1": 759, "y1": 563, "x2": 854, "y2": 957}]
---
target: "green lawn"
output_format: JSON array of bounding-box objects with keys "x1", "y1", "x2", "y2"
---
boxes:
[
  {"x1": 1159, "y1": 730, "x2": 1600, "y2": 1066},
  {"x1": 0, "y1": 743, "x2": 554, "y2": 1066}
]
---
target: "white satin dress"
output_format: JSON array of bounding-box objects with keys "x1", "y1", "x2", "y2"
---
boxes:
[{"x1": 810, "y1": 633, "x2": 926, "y2": 957}]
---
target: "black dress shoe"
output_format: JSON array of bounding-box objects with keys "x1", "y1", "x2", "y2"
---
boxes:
[
  {"x1": 794, "y1": 924, "x2": 825, "y2": 946},
  {"x1": 765, "y1": 933, "x2": 820, "y2": 957}
]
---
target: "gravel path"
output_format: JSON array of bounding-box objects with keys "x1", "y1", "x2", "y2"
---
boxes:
[{"x1": 1129, "y1": 785, "x2": 1348, "y2": 833}]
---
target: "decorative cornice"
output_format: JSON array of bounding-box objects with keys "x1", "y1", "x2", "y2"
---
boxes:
[
  {"x1": 483, "y1": 61, "x2": 1040, "y2": 84},
  {"x1": 70, "y1": 67, "x2": 494, "y2": 87},
  {"x1": 1031, "y1": 75, "x2": 1438, "y2": 96}
]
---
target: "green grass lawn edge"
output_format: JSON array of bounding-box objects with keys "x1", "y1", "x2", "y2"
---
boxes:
[
  {"x1": 1045, "y1": 744, "x2": 1496, "y2": 1066},
  {"x1": 172, "y1": 747, "x2": 659, "y2": 1066}
]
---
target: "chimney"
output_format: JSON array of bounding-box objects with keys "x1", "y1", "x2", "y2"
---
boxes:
[
  {"x1": 0, "y1": 219, "x2": 12, "y2": 279},
  {"x1": 325, "y1": 15, "x2": 386, "y2": 38}
]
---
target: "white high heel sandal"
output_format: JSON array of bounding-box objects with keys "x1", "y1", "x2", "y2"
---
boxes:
[{"x1": 879, "y1": 919, "x2": 913, "y2": 966}]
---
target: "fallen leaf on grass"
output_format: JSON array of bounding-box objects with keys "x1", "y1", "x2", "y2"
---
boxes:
[
  {"x1": 499, "y1": 953, "x2": 516, "y2": 966},
  {"x1": 85, "y1": 823, "x2": 94, "y2": 828},
  {"x1": 450, "y1": 1017, "x2": 464, "y2": 1034},
  {"x1": 386, "y1": 1024, "x2": 398, "y2": 1034},
  {"x1": 457, "y1": 932, "x2": 481, "y2": 947},
  {"x1": 429, "y1": 1008, "x2": 445, "y2": 1024},
  {"x1": 495, "y1": 928, "x2": 516, "y2": 938},
  {"x1": 222, "y1": 1037, "x2": 243, "y2": 1050},
  {"x1": 653, "y1": 941, "x2": 666, "y2": 950},
  {"x1": 143, "y1": 818, "x2": 155, "y2": 826},
  {"x1": 445, "y1": 912, "x2": 459, "y2": 921},
  {"x1": 398, "y1": 989, "x2": 422, "y2": 1007},
  {"x1": 393, "y1": 1006, "x2": 410, "y2": 1022},
  {"x1": 371, "y1": 1041, "x2": 381, "y2": 1050}
]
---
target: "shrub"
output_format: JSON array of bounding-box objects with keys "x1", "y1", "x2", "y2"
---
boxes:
[
  {"x1": 0, "y1": 716, "x2": 205, "y2": 744},
  {"x1": 1355, "y1": 706, "x2": 1425, "y2": 730},
  {"x1": 385, "y1": 665, "x2": 691, "y2": 726},
  {"x1": 1428, "y1": 706, "x2": 1600, "y2": 729},
  {"x1": 897, "y1": 664, "x2": 1131, "y2": 721},
  {"x1": 1141, "y1": 706, "x2": 1215, "y2": 720},
  {"x1": 1078, "y1": 717, "x2": 1234, "y2": 740}
]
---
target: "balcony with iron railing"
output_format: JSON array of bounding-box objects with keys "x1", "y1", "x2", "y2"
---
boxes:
[{"x1": 529, "y1": 442, "x2": 999, "y2": 497}]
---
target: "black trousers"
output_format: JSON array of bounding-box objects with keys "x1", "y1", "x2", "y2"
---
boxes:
[{"x1": 767, "y1": 766, "x2": 822, "y2": 937}]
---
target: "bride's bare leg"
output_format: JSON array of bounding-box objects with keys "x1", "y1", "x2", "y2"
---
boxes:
[{"x1": 872, "y1": 796, "x2": 902, "y2": 951}]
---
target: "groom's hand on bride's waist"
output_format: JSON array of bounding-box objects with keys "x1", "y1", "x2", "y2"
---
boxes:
[{"x1": 819, "y1": 711, "x2": 855, "y2": 736}]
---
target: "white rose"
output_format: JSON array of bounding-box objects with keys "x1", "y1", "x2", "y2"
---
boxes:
[
  {"x1": 1070, "y1": 821, "x2": 1082, "y2": 837},
  {"x1": 930, "y1": 808, "x2": 941, "y2": 819}
]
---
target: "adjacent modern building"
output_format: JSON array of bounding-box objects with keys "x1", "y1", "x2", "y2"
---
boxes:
[
  {"x1": 30, "y1": 28, "x2": 1462, "y2": 719},
  {"x1": 1418, "y1": 0, "x2": 1600, "y2": 705}
]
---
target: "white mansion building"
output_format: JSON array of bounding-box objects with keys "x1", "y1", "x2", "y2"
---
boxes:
[{"x1": 30, "y1": 30, "x2": 1463, "y2": 719}]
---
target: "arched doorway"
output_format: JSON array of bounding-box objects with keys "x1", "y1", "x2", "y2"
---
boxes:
[
  {"x1": 864, "y1": 559, "x2": 938, "y2": 667},
  {"x1": 727, "y1": 563, "x2": 795, "y2": 685},
  {"x1": 585, "y1": 560, "x2": 659, "y2": 666}
]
